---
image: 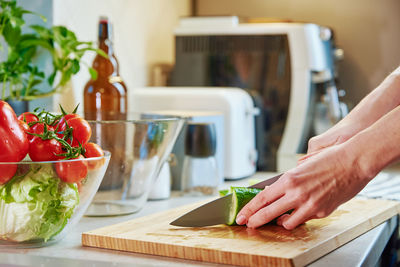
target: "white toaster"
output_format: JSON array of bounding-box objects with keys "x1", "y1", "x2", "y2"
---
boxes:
[{"x1": 130, "y1": 87, "x2": 259, "y2": 180}]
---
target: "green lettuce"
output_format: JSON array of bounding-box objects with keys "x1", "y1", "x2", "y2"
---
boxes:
[{"x1": 0, "y1": 164, "x2": 79, "y2": 242}]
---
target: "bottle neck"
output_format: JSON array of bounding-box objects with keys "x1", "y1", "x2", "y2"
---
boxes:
[
  {"x1": 99, "y1": 38, "x2": 113, "y2": 56},
  {"x1": 98, "y1": 20, "x2": 113, "y2": 56},
  {"x1": 94, "y1": 19, "x2": 119, "y2": 76}
]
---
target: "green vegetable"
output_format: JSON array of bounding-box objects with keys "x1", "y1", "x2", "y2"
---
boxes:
[
  {"x1": 226, "y1": 187, "x2": 263, "y2": 225},
  {"x1": 220, "y1": 187, "x2": 292, "y2": 226},
  {"x1": 219, "y1": 189, "x2": 229, "y2": 197},
  {"x1": 0, "y1": 164, "x2": 79, "y2": 242}
]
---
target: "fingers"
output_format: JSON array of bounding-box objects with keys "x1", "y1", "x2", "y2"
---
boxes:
[
  {"x1": 246, "y1": 196, "x2": 294, "y2": 228},
  {"x1": 297, "y1": 150, "x2": 322, "y2": 165},
  {"x1": 307, "y1": 136, "x2": 322, "y2": 154},
  {"x1": 277, "y1": 212, "x2": 319, "y2": 227},
  {"x1": 307, "y1": 133, "x2": 343, "y2": 154},
  {"x1": 276, "y1": 213, "x2": 290, "y2": 226},
  {"x1": 278, "y1": 206, "x2": 318, "y2": 230},
  {"x1": 236, "y1": 182, "x2": 284, "y2": 225}
]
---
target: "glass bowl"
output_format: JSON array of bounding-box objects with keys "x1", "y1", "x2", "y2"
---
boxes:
[
  {"x1": 83, "y1": 113, "x2": 184, "y2": 217},
  {"x1": 0, "y1": 152, "x2": 110, "y2": 248}
]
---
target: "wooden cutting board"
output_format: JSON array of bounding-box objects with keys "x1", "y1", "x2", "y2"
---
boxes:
[{"x1": 82, "y1": 198, "x2": 400, "y2": 267}]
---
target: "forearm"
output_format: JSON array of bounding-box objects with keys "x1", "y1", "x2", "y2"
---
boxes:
[
  {"x1": 345, "y1": 104, "x2": 400, "y2": 180},
  {"x1": 334, "y1": 67, "x2": 400, "y2": 130}
]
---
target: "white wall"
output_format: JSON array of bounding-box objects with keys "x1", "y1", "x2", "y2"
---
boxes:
[
  {"x1": 196, "y1": 0, "x2": 400, "y2": 107},
  {"x1": 52, "y1": 0, "x2": 191, "y2": 112}
]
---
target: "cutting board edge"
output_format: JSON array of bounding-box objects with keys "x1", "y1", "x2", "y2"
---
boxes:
[
  {"x1": 291, "y1": 200, "x2": 400, "y2": 267},
  {"x1": 82, "y1": 233, "x2": 295, "y2": 267}
]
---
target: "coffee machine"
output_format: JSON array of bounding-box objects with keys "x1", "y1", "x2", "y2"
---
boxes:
[{"x1": 169, "y1": 16, "x2": 347, "y2": 172}]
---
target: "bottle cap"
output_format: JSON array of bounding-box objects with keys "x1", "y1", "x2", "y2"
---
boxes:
[
  {"x1": 185, "y1": 122, "x2": 216, "y2": 157},
  {"x1": 99, "y1": 16, "x2": 109, "y2": 24},
  {"x1": 98, "y1": 16, "x2": 112, "y2": 40}
]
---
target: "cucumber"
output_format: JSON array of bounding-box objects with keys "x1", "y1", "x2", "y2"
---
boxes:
[
  {"x1": 219, "y1": 189, "x2": 229, "y2": 197},
  {"x1": 226, "y1": 187, "x2": 263, "y2": 225},
  {"x1": 220, "y1": 186, "x2": 292, "y2": 226}
]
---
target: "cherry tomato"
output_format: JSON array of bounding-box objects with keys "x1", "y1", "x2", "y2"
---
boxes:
[
  {"x1": 55, "y1": 155, "x2": 88, "y2": 183},
  {"x1": 84, "y1": 142, "x2": 104, "y2": 157},
  {"x1": 64, "y1": 117, "x2": 91, "y2": 147},
  {"x1": 56, "y1": 114, "x2": 81, "y2": 137},
  {"x1": 29, "y1": 136, "x2": 64, "y2": 161},
  {"x1": 18, "y1": 120, "x2": 29, "y2": 132},
  {"x1": 83, "y1": 142, "x2": 104, "y2": 170},
  {"x1": 17, "y1": 112, "x2": 39, "y2": 124},
  {"x1": 0, "y1": 164, "x2": 17, "y2": 184},
  {"x1": 27, "y1": 123, "x2": 55, "y2": 140}
]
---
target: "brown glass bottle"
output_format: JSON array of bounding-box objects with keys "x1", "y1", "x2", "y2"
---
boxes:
[
  {"x1": 84, "y1": 17, "x2": 127, "y2": 121},
  {"x1": 84, "y1": 17, "x2": 127, "y2": 191}
]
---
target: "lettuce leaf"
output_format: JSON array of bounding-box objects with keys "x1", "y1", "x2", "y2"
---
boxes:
[{"x1": 0, "y1": 164, "x2": 79, "y2": 242}]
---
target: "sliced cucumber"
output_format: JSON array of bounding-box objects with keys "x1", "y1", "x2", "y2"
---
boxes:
[
  {"x1": 226, "y1": 187, "x2": 263, "y2": 225},
  {"x1": 219, "y1": 189, "x2": 229, "y2": 197}
]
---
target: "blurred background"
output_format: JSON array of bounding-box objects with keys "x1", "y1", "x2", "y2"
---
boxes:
[
  {"x1": 20, "y1": 0, "x2": 400, "y2": 110},
  {"x1": 194, "y1": 0, "x2": 400, "y2": 107}
]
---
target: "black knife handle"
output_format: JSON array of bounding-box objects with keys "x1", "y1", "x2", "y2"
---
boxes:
[{"x1": 248, "y1": 173, "x2": 283, "y2": 189}]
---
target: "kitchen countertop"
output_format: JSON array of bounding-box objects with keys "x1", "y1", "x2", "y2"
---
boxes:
[{"x1": 0, "y1": 172, "x2": 399, "y2": 267}]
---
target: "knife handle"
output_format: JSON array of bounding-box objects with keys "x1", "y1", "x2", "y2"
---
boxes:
[{"x1": 248, "y1": 173, "x2": 283, "y2": 189}]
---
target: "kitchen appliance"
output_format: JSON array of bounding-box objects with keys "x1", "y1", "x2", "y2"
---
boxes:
[
  {"x1": 171, "y1": 173, "x2": 282, "y2": 227},
  {"x1": 169, "y1": 16, "x2": 348, "y2": 172},
  {"x1": 82, "y1": 198, "x2": 400, "y2": 267},
  {"x1": 131, "y1": 87, "x2": 259, "y2": 180}
]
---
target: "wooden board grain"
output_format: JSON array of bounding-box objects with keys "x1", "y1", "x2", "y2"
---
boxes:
[{"x1": 82, "y1": 198, "x2": 400, "y2": 267}]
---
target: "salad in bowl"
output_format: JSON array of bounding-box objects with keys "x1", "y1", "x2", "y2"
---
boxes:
[{"x1": 0, "y1": 101, "x2": 110, "y2": 247}]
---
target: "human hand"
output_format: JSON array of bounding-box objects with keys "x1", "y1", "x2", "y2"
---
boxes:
[
  {"x1": 307, "y1": 122, "x2": 359, "y2": 154},
  {"x1": 236, "y1": 144, "x2": 371, "y2": 230}
]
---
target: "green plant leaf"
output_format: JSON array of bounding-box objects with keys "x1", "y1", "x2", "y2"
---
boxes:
[
  {"x1": 31, "y1": 79, "x2": 43, "y2": 88},
  {"x1": 88, "y1": 67, "x2": 98, "y2": 80},
  {"x1": 47, "y1": 71, "x2": 56, "y2": 86},
  {"x1": 96, "y1": 48, "x2": 108, "y2": 58},
  {"x1": 19, "y1": 37, "x2": 53, "y2": 51},
  {"x1": 71, "y1": 59, "x2": 80, "y2": 74},
  {"x1": 3, "y1": 23, "x2": 21, "y2": 46},
  {"x1": 30, "y1": 25, "x2": 51, "y2": 39},
  {"x1": 0, "y1": 0, "x2": 103, "y2": 100}
]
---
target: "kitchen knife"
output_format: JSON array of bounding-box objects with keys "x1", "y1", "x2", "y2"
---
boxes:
[{"x1": 170, "y1": 173, "x2": 283, "y2": 227}]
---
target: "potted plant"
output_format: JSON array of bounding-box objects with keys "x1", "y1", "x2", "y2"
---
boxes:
[{"x1": 0, "y1": 0, "x2": 104, "y2": 113}]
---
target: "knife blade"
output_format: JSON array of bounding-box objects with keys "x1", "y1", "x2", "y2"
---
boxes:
[{"x1": 170, "y1": 173, "x2": 283, "y2": 227}]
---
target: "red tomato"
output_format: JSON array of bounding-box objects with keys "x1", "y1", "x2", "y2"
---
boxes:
[
  {"x1": 55, "y1": 155, "x2": 88, "y2": 183},
  {"x1": 29, "y1": 136, "x2": 64, "y2": 161},
  {"x1": 84, "y1": 142, "x2": 104, "y2": 157},
  {"x1": 83, "y1": 142, "x2": 104, "y2": 170},
  {"x1": 56, "y1": 114, "x2": 81, "y2": 137},
  {"x1": 27, "y1": 123, "x2": 55, "y2": 140},
  {"x1": 0, "y1": 164, "x2": 17, "y2": 184},
  {"x1": 17, "y1": 112, "x2": 39, "y2": 124},
  {"x1": 64, "y1": 117, "x2": 92, "y2": 147},
  {"x1": 18, "y1": 120, "x2": 29, "y2": 132}
]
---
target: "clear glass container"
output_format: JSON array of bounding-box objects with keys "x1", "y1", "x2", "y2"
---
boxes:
[
  {"x1": 83, "y1": 113, "x2": 184, "y2": 216},
  {"x1": 181, "y1": 122, "x2": 219, "y2": 196},
  {"x1": 182, "y1": 155, "x2": 218, "y2": 196},
  {"x1": 0, "y1": 152, "x2": 111, "y2": 248}
]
